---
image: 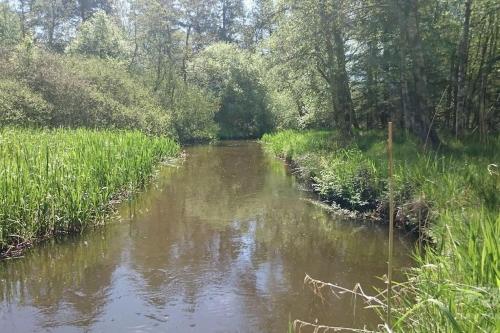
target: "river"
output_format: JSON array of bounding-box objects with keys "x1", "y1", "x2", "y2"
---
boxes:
[{"x1": 0, "y1": 141, "x2": 413, "y2": 332}]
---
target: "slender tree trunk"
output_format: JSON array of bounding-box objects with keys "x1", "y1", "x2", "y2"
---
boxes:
[
  {"x1": 455, "y1": 0, "x2": 473, "y2": 137},
  {"x1": 479, "y1": 14, "x2": 498, "y2": 141},
  {"x1": 396, "y1": 0, "x2": 411, "y2": 132},
  {"x1": 317, "y1": 0, "x2": 339, "y2": 130},
  {"x1": 182, "y1": 25, "x2": 192, "y2": 83},
  {"x1": 220, "y1": 0, "x2": 228, "y2": 41},
  {"x1": 128, "y1": 12, "x2": 139, "y2": 70},
  {"x1": 366, "y1": 41, "x2": 377, "y2": 129},
  {"x1": 333, "y1": 27, "x2": 355, "y2": 134},
  {"x1": 18, "y1": 0, "x2": 33, "y2": 38},
  {"x1": 445, "y1": 51, "x2": 456, "y2": 129},
  {"x1": 48, "y1": 3, "x2": 56, "y2": 49},
  {"x1": 406, "y1": 0, "x2": 439, "y2": 146},
  {"x1": 154, "y1": 45, "x2": 164, "y2": 92}
]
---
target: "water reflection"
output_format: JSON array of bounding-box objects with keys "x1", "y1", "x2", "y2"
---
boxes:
[{"x1": 0, "y1": 141, "x2": 413, "y2": 332}]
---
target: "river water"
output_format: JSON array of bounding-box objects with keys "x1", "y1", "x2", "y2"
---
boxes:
[{"x1": 0, "y1": 141, "x2": 413, "y2": 332}]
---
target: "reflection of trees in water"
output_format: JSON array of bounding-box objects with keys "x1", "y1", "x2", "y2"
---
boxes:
[
  {"x1": 126, "y1": 142, "x2": 413, "y2": 331},
  {"x1": 0, "y1": 142, "x2": 413, "y2": 332},
  {"x1": 0, "y1": 227, "x2": 126, "y2": 329}
]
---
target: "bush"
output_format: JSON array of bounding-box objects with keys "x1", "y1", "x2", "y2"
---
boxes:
[
  {"x1": 189, "y1": 43, "x2": 273, "y2": 139},
  {"x1": 169, "y1": 83, "x2": 219, "y2": 142},
  {"x1": 1, "y1": 48, "x2": 175, "y2": 137},
  {"x1": 1, "y1": 38, "x2": 218, "y2": 142},
  {"x1": 0, "y1": 80, "x2": 52, "y2": 126}
]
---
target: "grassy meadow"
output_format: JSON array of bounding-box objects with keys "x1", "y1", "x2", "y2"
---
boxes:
[
  {"x1": 262, "y1": 130, "x2": 499, "y2": 332},
  {"x1": 0, "y1": 128, "x2": 179, "y2": 256}
]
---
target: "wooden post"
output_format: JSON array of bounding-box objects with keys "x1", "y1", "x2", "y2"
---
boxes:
[{"x1": 387, "y1": 122, "x2": 395, "y2": 328}]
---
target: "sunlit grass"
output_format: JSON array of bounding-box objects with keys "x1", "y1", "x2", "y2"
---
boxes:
[{"x1": 0, "y1": 128, "x2": 180, "y2": 253}]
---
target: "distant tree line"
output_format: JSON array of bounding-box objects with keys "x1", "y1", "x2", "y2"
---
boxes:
[{"x1": 0, "y1": 0, "x2": 498, "y2": 143}]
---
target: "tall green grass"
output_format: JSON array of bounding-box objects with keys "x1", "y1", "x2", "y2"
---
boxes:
[
  {"x1": 262, "y1": 130, "x2": 499, "y2": 332},
  {"x1": 0, "y1": 128, "x2": 179, "y2": 253}
]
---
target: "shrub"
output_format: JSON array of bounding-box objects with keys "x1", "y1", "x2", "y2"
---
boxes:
[
  {"x1": 189, "y1": 43, "x2": 273, "y2": 138},
  {"x1": 0, "y1": 79, "x2": 52, "y2": 126}
]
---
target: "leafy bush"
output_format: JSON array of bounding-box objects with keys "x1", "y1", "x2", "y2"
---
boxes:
[
  {"x1": 0, "y1": 79, "x2": 52, "y2": 126},
  {"x1": 313, "y1": 149, "x2": 381, "y2": 210},
  {"x1": 169, "y1": 82, "x2": 219, "y2": 142},
  {"x1": 1, "y1": 39, "x2": 220, "y2": 142},
  {"x1": 189, "y1": 43, "x2": 273, "y2": 139},
  {"x1": 0, "y1": 48, "x2": 175, "y2": 137}
]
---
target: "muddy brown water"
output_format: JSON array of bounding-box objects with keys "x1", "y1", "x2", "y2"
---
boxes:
[{"x1": 0, "y1": 141, "x2": 413, "y2": 333}]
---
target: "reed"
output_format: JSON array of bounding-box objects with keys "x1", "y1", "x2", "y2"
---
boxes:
[{"x1": 0, "y1": 128, "x2": 180, "y2": 255}]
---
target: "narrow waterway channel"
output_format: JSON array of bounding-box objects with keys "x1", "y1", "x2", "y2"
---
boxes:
[{"x1": 0, "y1": 141, "x2": 413, "y2": 332}]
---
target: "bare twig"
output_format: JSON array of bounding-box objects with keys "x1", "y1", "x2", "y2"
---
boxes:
[
  {"x1": 304, "y1": 274, "x2": 385, "y2": 307},
  {"x1": 293, "y1": 319, "x2": 377, "y2": 333}
]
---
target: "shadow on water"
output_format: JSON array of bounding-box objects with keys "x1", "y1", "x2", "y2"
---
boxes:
[{"x1": 0, "y1": 141, "x2": 414, "y2": 332}]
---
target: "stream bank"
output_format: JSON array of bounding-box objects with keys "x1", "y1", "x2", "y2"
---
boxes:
[{"x1": 262, "y1": 130, "x2": 499, "y2": 332}]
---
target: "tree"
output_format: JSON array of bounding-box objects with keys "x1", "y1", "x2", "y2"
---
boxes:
[
  {"x1": 216, "y1": 0, "x2": 244, "y2": 43},
  {"x1": 0, "y1": 2, "x2": 22, "y2": 51},
  {"x1": 31, "y1": 0, "x2": 79, "y2": 50},
  {"x1": 455, "y1": 0, "x2": 473, "y2": 137},
  {"x1": 66, "y1": 10, "x2": 129, "y2": 59},
  {"x1": 246, "y1": 0, "x2": 275, "y2": 47},
  {"x1": 128, "y1": 0, "x2": 182, "y2": 93},
  {"x1": 177, "y1": 0, "x2": 219, "y2": 81},
  {"x1": 189, "y1": 43, "x2": 273, "y2": 138},
  {"x1": 76, "y1": 0, "x2": 114, "y2": 21},
  {"x1": 265, "y1": 0, "x2": 356, "y2": 136}
]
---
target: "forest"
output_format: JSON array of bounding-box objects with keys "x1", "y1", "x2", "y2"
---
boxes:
[
  {"x1": 0, "y1": 0, "x2": 498, "y2": 332},
  {"x1": 1, "y1": 0, "x2": 497, "y2": 142}
]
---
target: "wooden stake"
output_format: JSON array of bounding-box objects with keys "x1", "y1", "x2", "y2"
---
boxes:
[{"x1": 387, "y1": 122, "x2": 395, "y2": 328}]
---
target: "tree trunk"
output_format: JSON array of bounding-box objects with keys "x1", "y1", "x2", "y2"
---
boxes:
[
  {"x1": 220, "y1": 0, "x2": 228, "y2": 41},
  {"x1": 455, "y1": 0, "x2": 473, "y2": 137},
  {"x1": 395, "y1": 0, "x2": 411, "y2": 132},
  {"x1": 333, "y1": 27, "x2": 355, "y2": 134},
  {"x1": 406, "y1": 0, "x2": 439, "y2": 147},
  {"x1": 182, "y1": 25, "x2": 192, "y2": 83},
  {"x1": 366, "y1": 41, "x2": 377, "y2": 129},
  {"x1": 128, "y1": 9, "x2": 139, "y2": 70},
  {"x1": 47, "y1": 3, "x2": 56, "y2": 49}
]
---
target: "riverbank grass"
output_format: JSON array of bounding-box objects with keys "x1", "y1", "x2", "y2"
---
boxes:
[
  {"x1": 262, "y1": 130, "x2": 499, "y2": 332},
  {"x1": 0, "y1": 128, "x2": 180, "y2": 256}
]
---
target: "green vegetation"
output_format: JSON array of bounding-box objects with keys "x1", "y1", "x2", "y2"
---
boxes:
[
  {"x1": 1, "y1": 1, "x2": 497, "y2": 142},
  {"x1": 189, "y1": 43, "x2": 273, "y2": 139},
  {"x1": 0, "y1": 0, "x2": 498, "y2": 331},
  {"x1": 0, "y1": 128, "x2": 179, "y2": 255},
  {"x1": 1, "y1": 42, "x2": 218, "y2": 142},
  {"x1": 263, "y1": 130, "x2": 499, "y2": 332},
  {"x1": 66, "y1": 10, "x2": 129, "y2": 59}
]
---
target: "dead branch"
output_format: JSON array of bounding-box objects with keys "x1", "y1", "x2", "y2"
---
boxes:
[
  {"x1": 304, "y1": 274, "x2": 386, "y2": 307},
  {"x1": 293, "y1": 319, "x2": 378, "y2": 333}
]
